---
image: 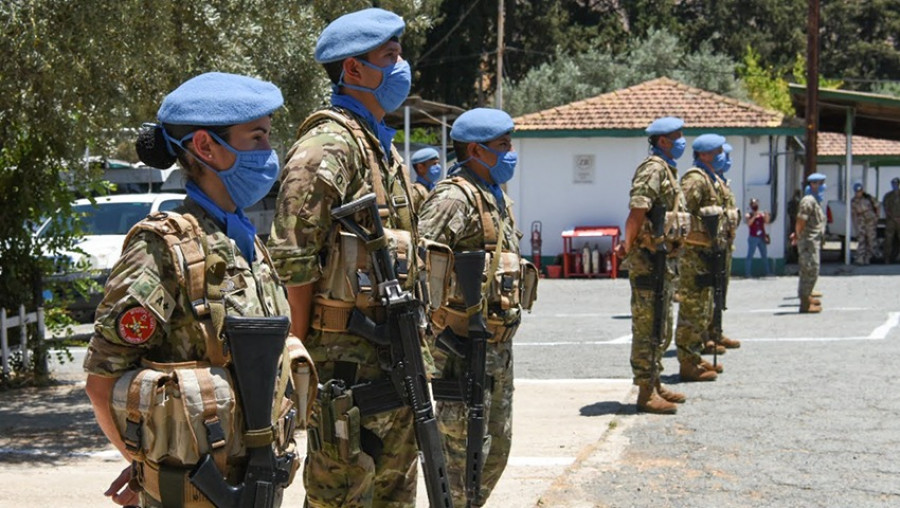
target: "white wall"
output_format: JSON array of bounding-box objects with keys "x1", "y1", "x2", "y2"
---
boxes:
[{"x1": 509, "y1": 134, "x2": 789, "y2": 264}]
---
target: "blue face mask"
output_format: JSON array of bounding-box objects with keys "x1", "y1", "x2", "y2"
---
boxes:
[
  {"x1": 710, "y1": 152, "x2": 727, "y2": 172},
  {"x1": 893, "y1": 181, "x2": 899, "y2": 191},
  {"x1": 176, "y1": 130, "x2": 280, "y2": 210},
  {"x1": 722, "y1": 155, "x2": 732, "y2": 173},
  {"x1": 426, "y1": 163, "x2": 442, "y2": 183},
  {"x1": 670, "y1": 137, "x2": 686, "y2": 159},
  {"x1": 342, "y1": 59, "x2": 412, "y2": 113},
  {"x1": 474, "y1": 144, "x2": 518, "y2": 184}
]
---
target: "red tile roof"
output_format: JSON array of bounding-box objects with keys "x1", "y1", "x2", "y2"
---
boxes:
[
  {"x1": 817, "y1": 132, "x2": 900, "y2": 156},
  {"x1": 513, "y1": 77, "x2": 785, "y2": 132}
]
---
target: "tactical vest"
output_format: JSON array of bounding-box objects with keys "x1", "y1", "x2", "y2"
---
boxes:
[
  {"x1": 682, "y1": 167, "x2": 727, "y2": 248},
  {"x1": 430, "y1": 176, "x2": 538, "y2": 342},
  {"x1": 717, "y1": 177, "x2": 741, "y2": 240},
  {"x1": 111, "y1": 210, "x2": 317, "y2": 506},
  {"x1": 634, "y1": 156, "x2": 690, "y2": 253},
  {"x1": 293, "y1": 108, "x2": 452, "y2": 333}
]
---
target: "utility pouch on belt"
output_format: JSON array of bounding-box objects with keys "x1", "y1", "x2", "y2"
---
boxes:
[
  {"x1": 418, "y1": 239, "x2": 454, "y2": 310},
  {"x1": 520, "y1": 259, "x2": 539, "y2": 311},
  {"x1": 111, "y1": 360, "x2": 242, "y2": 469},
  {"x1": 285, "y1": 335, "x2": 318, "y2": 429},
  {"x1": 685, "y1": 205, "x2": 724, "y2": 247},
  {"x1": 317, "y1": 380, "x2": 362, "y2": 462}
]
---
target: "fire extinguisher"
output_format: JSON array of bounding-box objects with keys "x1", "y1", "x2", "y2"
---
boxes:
[
  {"x1": 582, "y1": 244, "x2": 591, "y2": 274},
  {"x1": 530, "y1": 221, "x2": 542, "y2": 273},
  {"x1": 574, "y1": 249, "x2": 583, "y2": 273},
  {"x1": 591, "y1": 244, "x2": 600, "y2": 274}
]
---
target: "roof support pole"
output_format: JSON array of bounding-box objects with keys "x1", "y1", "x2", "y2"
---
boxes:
[
  {"x1": 805, "y1": 0, "x2": 820, "y2": 180},
  {"x1": 844, "y1": 107, "x2": 854, "y2": 265},
  {"x1": 441, "y1": 114, "x2": 448, "y2": 172}
]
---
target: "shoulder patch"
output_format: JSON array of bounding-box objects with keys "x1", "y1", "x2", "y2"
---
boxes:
[{"x1": 116, "y1": 306, "x2": 158, "y2": 345}]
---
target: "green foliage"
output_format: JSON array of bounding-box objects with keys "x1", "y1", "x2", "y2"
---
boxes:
[
  {"x1": 737, "y1": 46, "x2": 794, "y2": 116},
  {"x1": 502, "y1": 29, "x2": 742, "y2": 117},
  {"x1": 792, "y1": 54, "x2": 843, "y2": 89},
  {"x1": 871, "y1": 81, "x2": 900, "y2": 97}
]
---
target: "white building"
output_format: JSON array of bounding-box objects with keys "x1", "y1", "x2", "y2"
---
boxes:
[{"x1": 508, "y1": 77, "x2": 803, "y2": 275}]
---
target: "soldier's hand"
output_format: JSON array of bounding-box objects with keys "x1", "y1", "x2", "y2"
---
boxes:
[
  {"x1": 789, "y1": 232, "x2": 797, "y2": 246},
  {"x1": 104, "y1": 465, "x2": 140, "y2": 506},
  {"x1": 615, "y1": 242, "x2": 627, "y2": 259}
]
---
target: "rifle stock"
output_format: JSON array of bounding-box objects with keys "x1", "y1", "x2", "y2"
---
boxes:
[
  {"x1": 331, "y1": 193, "x2": 454, "y2": 508},
  {"x1": 189, "y1": 315, "x2": 293, "y2": 508}
]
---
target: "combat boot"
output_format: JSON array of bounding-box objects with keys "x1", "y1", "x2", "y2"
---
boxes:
[
  {"x1": 809, "y1": 297, "x2": 821, "y2": 305},
  {"x1": 702, "y1": 340, "x2": 726, "y2": 355},
  {"x1": 679, "y1": 361, "x2": 717, "y2": 382},
  {"x1": 811, "y1": 290, "x2": 823, "y2": 298},
  {"x1": 637, "y1": 383, "x2": 677, "y2": 414},
  {"x1": 656, "y1": 380, "x2": 687, "y2": 403},
  {"x1": 799, "y1": 296, "x2": 822, "y2": 314},
  {"x1": 720, "y1": 335, "x2": 741, "y2": 349},
  {"x1": 700, "y1": 359, "x2": 724, "y2": 373}
]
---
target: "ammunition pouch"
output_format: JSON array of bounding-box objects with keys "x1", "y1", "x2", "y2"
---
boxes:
[
  {"x1": 285, "y1": 336, "x2": 318, "y2": 429},
  {"x1": 637, "y1": 211, "x2": 691, "y2": 253},
  {"x1": 431, "y1": 306, "x2": 517, "y2": 343},
  {"x1": 725, "y1": 208, "x2": 741, "y2": 233},
  {"x1": 447, "y1": 251, "x2": 523, "y2": 311},
  {"x1": 309, "y1": 296, "x2": 386, "y2": 333},
  {"x1": 318, "y1": 228, "x2": 417, "y2": 309},
  {"x1": 310, "y1": 379, "x2": 365, "y2": 463},
  {"x1": 520, "y1": 259, "x2": 539, "y2": 311},
  {"x1": 419, "y1": 239, "x2": 454, "y2": 310}
]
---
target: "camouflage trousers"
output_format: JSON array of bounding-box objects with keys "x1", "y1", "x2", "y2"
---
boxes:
[
  {"x1": 855, "y1": 221, "x2": 878, "y2": 264},
  {"x1": 432, "y1": 335, "x2": 514, "y2": 507},
  {"x1": 628, "y1": 263, "x2": 676, "y2": 385},
  {"x1": 303, "y1": 358, "x2": 418, "y2": 508},
  {"x1": 885, "y1": 219, "x2": 900, "y2": 263},
  {"x1": 797, "y1": 238, "x2": 820, "y2": 299},
  {"x1": 675, "y1": 247, "x2": 713, "y2": 365}
]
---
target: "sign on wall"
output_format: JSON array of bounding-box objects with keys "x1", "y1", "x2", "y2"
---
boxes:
[{"x1": 573, "y1": 154, "x2": 595, "y2": 183}]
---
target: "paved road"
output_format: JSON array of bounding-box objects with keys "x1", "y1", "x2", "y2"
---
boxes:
[{"x1": 4, "y1": 267, "x2": 900, "y2": 507}]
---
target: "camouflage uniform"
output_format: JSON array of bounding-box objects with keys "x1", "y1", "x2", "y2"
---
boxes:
[
  {"x1": 851, "y1": 193, "x2": 879, "y2": 265},
  {"x1": 268, "y1": 106, "x2": 424, "y2": 508},
  {"x1": 676, "y1": 167, "x2": 726, "y2": 366},
  {"x1": 797, "y1": 194, "x2": 825, "y2": 299},
  {"x1": 707, "y1": 175, "x2": 739, "y2": 347},
  {"x1": 417, "y1": 168, "x2": 522, "y2": 507},
  {"x1": 84, "y1": 199, "x2": 294, "y2": 507},
  {"x1": 883, "y1": 189, "x2": 900, "y2": 263},
  {"x1": 410, "y1": 181, "x2": 430, "y2": 212},
  {"x1": 623, "y1": 155, "x2": 685, "y2": 385}
]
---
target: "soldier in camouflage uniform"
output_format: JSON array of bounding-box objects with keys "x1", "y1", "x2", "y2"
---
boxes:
[
  {"x1": 409, "y1": 146, "x2": 441, "y2": 211},
  {"x1": 882, "y1": 177, "x2": 900, "y2": 263},
  {"x1": 703, "y1": 143, "x2": 741, "y2": 355},
  {"x1": 851, "y1": 181, "x2": 879, "y2": 265},
  {"x1": 84, "y1": 73, "x2": 307, "y2": 507},
  {"x1": 418, "y1": 108, "x2": 534, "y2": 505},
  {"x1": 616, "y1": 116, "x2": 689, "y2": 415},
  {"x1": 791, "y1": 173, "x2": 826, "y2": 313},
  {"x1": 676, "y1": 134, "x2": 731, "y2": 382},
  {"x1": 267, "y1": 8, "x2": 427, "y2": 507}
]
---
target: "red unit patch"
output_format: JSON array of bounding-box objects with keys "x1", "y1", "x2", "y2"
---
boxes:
[{"x1": 117, "y1": 307, "x2": 158, "y2": 345}]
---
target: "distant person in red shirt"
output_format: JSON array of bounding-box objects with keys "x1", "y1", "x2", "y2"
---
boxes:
[{"x1": 745, "y1": 198, "x2": 771, "y2": 277}]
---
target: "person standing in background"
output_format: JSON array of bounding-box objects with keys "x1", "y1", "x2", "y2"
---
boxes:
[
  {"x1": 851, "y1": 181, "x2": 879, "y2": 266},
  {"x1": 882, "y1": 177, "x2": 900, "y2": 264},
  {"x1": 745, "y1": 198, "x2": 772, "y2": 277},
  {"x1": 409, "y1": 146, "x2": 441, "y2": 211}
]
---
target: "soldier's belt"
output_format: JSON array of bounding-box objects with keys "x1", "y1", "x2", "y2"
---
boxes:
[
  {"x1": 431, "y1": 306, "x2": 516, "y2": 343},
  {"x1": 311, "y1": 297, "x2": 386, "y2": 333}
]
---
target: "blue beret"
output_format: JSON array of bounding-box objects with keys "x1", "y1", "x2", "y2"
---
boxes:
[
  {"x1": 645, "y1": 117, "x2": 684, "y2": 136},
  {"x1": 451, "y1": 108, "x2": 515, "y2": 143},
  {"x1": 853, "y1": 181, "x2": 863, "y2": 192},
  {"x1": 315, "y1": 8, "x2": 405, "y2": 63},
  {"x1": 692, "y1": 133, "x2": 727, "y2": 152},
  {"x1": 157, "y1": 72, "x2": 283, "y2": 126},
  {"x1": 723, "y1": 143, "x2": 733, "y2": 154},
  {"x1": 411, "y1": 147, "x2": 439, "y2": 164},
  {"x1": 808, "y1": 172, "x2": 826, "y2": 182}
]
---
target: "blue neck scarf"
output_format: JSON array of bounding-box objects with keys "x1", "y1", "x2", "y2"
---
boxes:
[
  {"x1": 185, "y1": 181, "x2": 257, "y2": 263},
  {"x1": 464, "y1": 168, "x2": 506, "y2": 215},
  {"x1": 693, "y1": 159, "x2": 717, "y2": 181},
  {"x1": 652, "y1": 146, "x2": 678, "y2": 168},
  {"x1": 416, "y1": 175, "x2": 436, "y2": 191},
  {"x1": 331, "y1": 93, "x2": 396, "y2": 161}
]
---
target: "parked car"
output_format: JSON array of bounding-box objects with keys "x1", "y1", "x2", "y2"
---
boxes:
[{"x1": 36, "y1": 193, "x2": 185, "y2": 320}]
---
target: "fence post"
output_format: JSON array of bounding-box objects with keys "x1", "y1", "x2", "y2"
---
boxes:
[
  {"x1": 1, "y1": 308, "x2": 8, "y2": 378},
  {"x1": 19, "y1": 305, "x2": 30, "y2": 370},
  {"x1": 35, "y1": 307, "x2": 48, "y2": 377}
]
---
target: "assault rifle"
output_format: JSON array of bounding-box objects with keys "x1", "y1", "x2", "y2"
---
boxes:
[
  {"x1": 190, "y1": 315, "x2": 295, "y2": 508},
  {"x1": 431, "y1": 251, "x2": 491, "y2": 507},
  {"x1": 331, "y1": 193, "x2": 454, "y2": 508},
  {"x1": 645, "y1": 204, "x2": 669, "y2": 389},
  {"x1": 700, "y1": 212, "x2": 726, "y2": 368}
]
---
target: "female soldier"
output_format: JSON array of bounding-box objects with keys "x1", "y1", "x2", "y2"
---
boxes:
[{"x1": 84, "y1": 72, "x2": 312, "y2": 507}]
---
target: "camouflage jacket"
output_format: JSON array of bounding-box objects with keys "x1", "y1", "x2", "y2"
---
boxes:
[
  {"x1": 851, "y1": 193, "x2": 878, "y2": 227},
  {"x1": 797, "y1": 195, "x2": 826, "y2": 242},
  {"x1": 410, "y1": 181, "x2": 430, "y2": 213},
  {"x1": 883, "y1": 190, "x2": 900, "y2": 222},
  {"x1": 628, "y1": 155, "x2": 684, "y2": 213},
  {"x1": 418, "y1": 168, "x2": 523, "y2": 322},
  {"x1": 681, "y1": 165, "x2": 728, "y2": 249},
  {"x1": 84, "y1": 199, "x2": 290, "y2": 377}
]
